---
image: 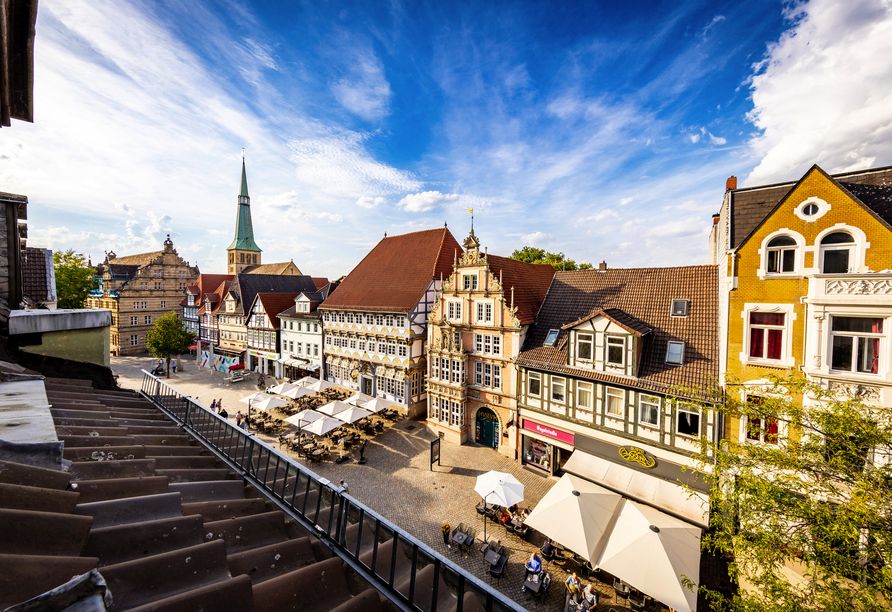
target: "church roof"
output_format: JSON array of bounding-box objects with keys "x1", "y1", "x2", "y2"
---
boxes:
[{"x1": 227, "y1": 159, "x2": 262, "y2": 253}]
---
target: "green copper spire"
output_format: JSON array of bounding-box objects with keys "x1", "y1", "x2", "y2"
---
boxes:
[{"x1": 227, "y1": 157, "x2": 262, "y2": 252}]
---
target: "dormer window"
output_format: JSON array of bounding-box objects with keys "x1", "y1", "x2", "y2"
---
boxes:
[
  {"x1": 606, "y1": 336, "x2": 624, "y2": 366},
  {"x1": 577, "y1": 333, "x2": 593, "y2": 360},
  {"x1": 544, "y1": 329, "x2": 559, "y2": 347},
  {"x1": 463, "y1": 275, "x2": 478, "y2": 290},
  {"x1": 670, "y1": 299, "x2": 689, "y2": 317},
  {"x1": 766, "y1": 236, "x2": 796, "y2": 273},
  {"x1": 665, "y1": 341, "x2": 685, "y2": 365}
]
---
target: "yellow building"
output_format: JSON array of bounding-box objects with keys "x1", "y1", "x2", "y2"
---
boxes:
[{"x1": 711, "y1": 164, "x2": 892, "y2": 444}]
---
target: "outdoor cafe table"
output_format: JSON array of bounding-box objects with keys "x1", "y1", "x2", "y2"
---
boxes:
[
  {"x1": 484, "y1": 549, "x2": 502, "y2": 566},
  {"x1": 523, "y1": 570, "x2": 546, "y2": 594},
  {"x1": 452, "y1": 532, "x2": 468, "y2": 547},
  {"x1": 312, "y1": 449, "x2": 325, "y2": 457}
]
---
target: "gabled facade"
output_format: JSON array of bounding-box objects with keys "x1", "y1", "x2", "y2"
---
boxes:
[
  {"x1": 182, "y1": 273, "x2": 232, "y2": 339},
  {"x1": 319, "y1": 227, "x2": 462, "y2": 418},
  {"x1": 713, "y1": 164, "x2": 892, "y2": 447},
  {"x1": 426, "y1": 229, "x2": 554, "y2": 457},
  {"x1": 245, "y1": 293, "x2": 298, "y2": 376},
  {"x1": 278, "y1": 289, "x2": 328, "y2": 379},
  {"x1": 514, "y1": 265, "x2": 719, "y2": 526},
  {"x1": 86, "y1": 235, "x2": 199, "y2": 355}
]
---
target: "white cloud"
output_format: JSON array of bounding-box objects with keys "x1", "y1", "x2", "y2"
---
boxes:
[
  {"x1": 708, "y1": 133, "x2": 726, "y2": 145},
  {"x1": 356, "y1": 196, "x2": 385, "y2": 209},
  {"x1": 314, "y1": 212, "x2": 343, "y2": 223},
  {"x1": 581, "y1": 209, "x2": 618, "y2": 222},
  {"x1": 746, "y1": 0, "x2": 892, "y2": 185},
  {"x1": 619, "y1": 197, "x2": 634, "y2": 206},
  {"x1": 207, "y1": 229, "x2": 228, "y2": 236},
  {"x1": 331, "y1": 53, "x2": 392, "y2": 121},
  {"x1": 397, "y1": 191, "x2": 460, "y2": 213},
  {"x1": 520, "y1": 231, "x2": 551, "y2": 246},
  {"x1": 689, "y1": 133, "x2": 701, "y2": 143}
]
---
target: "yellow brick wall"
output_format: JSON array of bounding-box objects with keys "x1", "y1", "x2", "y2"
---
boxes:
[{"x1": 726, "y1": 168, "x2": 892, "y2": 440}]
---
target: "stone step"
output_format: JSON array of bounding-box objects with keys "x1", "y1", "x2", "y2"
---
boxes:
[
  {"x1": 100, "y1": 540, "x2": 232, "y2": 611},
  {"x1": 71, "y1": 476, "x2": 169, "y2": 503},
  {"x1": 181, "y1": 498, "x2": 267, "y2": 522},
  {"x1": 44, "y1": 376, "x2": 94, "y2": 387},
  {"x1": 0, "y1": 458, "x2": 71, "y2": 490},
  {"x1": 203, "y1": 511, "x2": 291, "y2": 554},
  {"x1": 152, "y1": 455, "x2": 221, "y2": 470},
  {"x1": 169, "y1": 480, "x2": 247, "y2": 502},
  {"x1": 144, "y1": 445, "x2": 204, "y2": 457},
  {"x1": 130, "y1": 434, "x2": 194, "y2": 446},
  {"x1": 0, "y1": 482, "x2": 80, "y2": 513},
  {"x1": 83, "y1": 514, "x2": 205, "y2": 567},
  {"x1": 227, "y1": 537, "x2": 317, "y2": 585},
  {"x1": 359, "y1": 537, "x2": 413, "y2": 591},
  {"x1": 52, "y1": 416, "x2": 121, "y2": 427},
  {"x1": 117, "y1": 416, "x2": 180, "y2": 427},
  {"x1": 397, "y1": 561, "x2": 457, "y2": 612},
  {"x1": 0, "y1": 508, "x2": 93, "y2": 556},
  {"x1": 122, "y1": 425, "x2": 182, "y2": 435},
  {"x1": 343, "y1": 520, "x2": 377, "y2": 558},
  {"x1": 55, "y1": 425, "x2": 130, "y2": 436},
  {"x1": 0, "y1": 553, "x2": 98, "y2": 610},
  {"x1": 155, "y1": 468, "x2": 233, "y2": 483},
  {"x1": 108, "y1": 408, "x2": 169, "y2": 419},
  {"x1": 50, "y1": 408, "x2": 114, "y2": 421},
  {"x1": 68, "y1": 458, "x2": 157, "y2": 481},
  {"x1": 64, "y1": 445, "x2": 147, "y2": 461},
  {"x1": 126, "y1": 574, "x2": 254, "y2": 612},
  {"x1": 59, "y1": 434, "x2": 135, "y2": 447},
  {"x1": 75, "y1": 492, "x2": 183, "y2": 528},
  {"x1": 252, "y1": 556, "x2": 354, "y2": 612}
]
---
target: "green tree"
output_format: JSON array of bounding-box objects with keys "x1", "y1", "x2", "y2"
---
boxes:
[
  {"x1": 680, "y1": 375, "x2": 892, "y2": 611},
  {"x1": 509, "y1": 246, "x2": 593, "y2": 270},
  {"x1": 145, "y1": 312, "x2": 193, "y2": 378},
  {"x1": 53, "y1": 249, "x2": 98, "y2": 309}
]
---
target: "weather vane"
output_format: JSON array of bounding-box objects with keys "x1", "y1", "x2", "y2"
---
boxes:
[{"x1": 468, "y1": 207, "x2": 474, "y2": 231}]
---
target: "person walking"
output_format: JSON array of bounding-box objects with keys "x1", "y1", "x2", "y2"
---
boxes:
[
  {"x1": 236, "y1": 411, "x2": 243, "y2": 427},
  {"x1": 210, "y1": 399, "x2": 217, "y2": 413},
  {"x1": 171, "y1": 359, "x2": 177, "y2": 374},
  {"x1": 217, "y1": 399, "x2": 223, "y2": 414}
]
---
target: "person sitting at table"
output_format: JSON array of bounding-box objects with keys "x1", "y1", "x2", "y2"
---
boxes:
[
  {"x1": 565, "y1": 572, "x2": 583, "y2": 603},
  {"x1": 508, "y1": 503, "x2": 519, "y2": 514},
  {"x1": 582, "y1": 584, "x2": 599, "y2": 611},
  {"x1": 527, "y1": 551, "x2": 542, "y2": 573},
  {"x1": 541, "y1": 537, "x2": 555, "y2": 559},
  {"x1": 499, "y1": 509, "x2": 511, "y2": 525}
]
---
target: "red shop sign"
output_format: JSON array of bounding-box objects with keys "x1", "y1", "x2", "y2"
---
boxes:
[{"x1": 522, "y1": 419, "x2": 575, "y2": 445}]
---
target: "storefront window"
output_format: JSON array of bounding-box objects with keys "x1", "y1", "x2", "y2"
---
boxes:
[{"x1": 523, "y1": 437, "x2": 552, "y2": 472}]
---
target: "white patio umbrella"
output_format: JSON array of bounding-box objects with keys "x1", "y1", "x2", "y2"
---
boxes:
[
  {"x1": 251, "y1": 396, "x2": 290, "y2": 412},
  {"x1": 334, "y1": 405, "x2": 373, "y2": 424},
  {"x1": 594, "y1": 499, "x2": 702, "y2": 612},
  {"x1": 475, "y1": 470, "x2": 525, "y2": 541},
  {"x1": 345, "y1": 392, "x2": 374, "y2": 406},
  {"x1": 269, "y1": 382, "x2": 297, "y2": 395},
  {"x1": 301, "y1": 415, "x2": 343, "y2": 436},
  {"x1": 284, "y1": 410, "x2": 325, "y2": 427},
  {"x1": 292, "y1": 376, "x2": 317, "y2": 387},
  {"x1": 524, "y1": 473, "x2": 622, "y2": 563},
  {"x1": 317, "y1": 400, "x2": 353, "y2": 417},
  {"x1": 240, "y1": 392, "x2": 270, "y2": 405},
  {"x1": 363, "y1": 397, "x2": 395, "y2": 413},
  {"x1": 282, "y1": 386, "x2": 314, "y2": 399},
  {"x1": 305, "y1": 379, "x2": 334, "y2": 392}
]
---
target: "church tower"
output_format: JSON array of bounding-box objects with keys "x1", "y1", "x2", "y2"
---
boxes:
[{"x1": 226, "y1": 156, "x2": 262, "y2": 274}]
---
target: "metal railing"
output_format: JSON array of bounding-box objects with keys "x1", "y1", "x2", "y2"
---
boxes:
[{"x1": 139, "y1": 371, "x2": 524, "y2": 612}]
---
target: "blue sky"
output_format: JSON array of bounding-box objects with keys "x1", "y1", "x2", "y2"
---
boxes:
[{"x1": 2, "y1": 0, "x2": 892, "y2": 278}]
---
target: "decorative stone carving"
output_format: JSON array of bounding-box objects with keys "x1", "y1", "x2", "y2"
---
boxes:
[
  {"x1": 829, "y1": 382, "x2": 881, "y2": 402},
  {"x1": 459, "y1": 249, "x2": 485, "y2": 266},
  {"x1": 826, "y1": 279, "x2": 892, "y2": 295}
]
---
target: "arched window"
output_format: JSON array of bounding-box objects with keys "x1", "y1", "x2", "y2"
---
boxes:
[
  {"x1": 766, "y1": 235, "x2": 797, "y2": 273},
  {"x1": 820, "y1": 232, "x2": 854, "y2": 274}
]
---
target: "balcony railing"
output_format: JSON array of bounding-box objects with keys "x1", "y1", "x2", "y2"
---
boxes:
[{"x1": 139, "y1": 371, "x2": 523, "y2": 612}]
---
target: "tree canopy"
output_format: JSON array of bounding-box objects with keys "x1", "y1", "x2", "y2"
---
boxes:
[
  {"x1": 53, "y1": 249, "x2": 98, "y2": 309},
  {"x1": 145, "y1": 312, "x2": 193, "y2": 378},
  {"x1": 682, "y1": 375, "x2": 892, "y2": 611},
  {"x1": 509, "y1": 246, "x2": 592, "y2": 270}
]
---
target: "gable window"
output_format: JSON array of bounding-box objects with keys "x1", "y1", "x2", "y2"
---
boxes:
[
  {"x1": 830, "y1": 316, "x2": 883, "y2": 374},
  {"x1": 552, "y1": 377, "x2": 566, "y2": 403},
  {"x1": 528, "y1": 372, "x2": 541, "y2": 397},
  {"x1": 577, "y1": 381, "x2": 593, "y2": 409},
  {"x1": 639, "y1": 395, "x2": 660, "y2": 426},
  {"x1": 670, "y1": 299, "x2": 689, "y2": 317},
  {"x1": 463, "y1": 275, "x2": 478, "y2": 290},
  {"x1": 749, "y1": 313, "x2": 784, "y2": 361},
  {"x1": 767, "y1": 236, "x2": 797, "y2": 273},
  {"x1": 606, "y1": 336, "x2": 624, "y2": 366},
  {"x1": 577, "y1": 333, "x2": 593, "y2": 361},
  {"x1": 820, "y1": 231, "x2": 855, "y2": 274},
  {"x1": 605, "y1": 387, "x2": 624, "y2": 417},
  {"x1": 544, "y1": 329, "x2": 559, "y2": 347},
  {"x1": 676, "y1": 404, "x2": 700, "y2": 437},
  {"x1": 665, "y1": 341, "x2": 685, "y2": 365}
]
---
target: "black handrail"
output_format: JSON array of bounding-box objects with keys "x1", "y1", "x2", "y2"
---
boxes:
[{"x1": 139, "y1": 370, "x2": 523, "y2": 612}]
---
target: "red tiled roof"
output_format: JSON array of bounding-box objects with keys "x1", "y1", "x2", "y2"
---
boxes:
[
  {"x1": 518, "y1": 265, "x2": 719, "y2": 392},
  {"x1": 562, "y1": 308, "x2": 652, "y2": 336},
  {"x1": 253, "y1": 293, "x2": 300, "y2": 328},
  {"x1": 321, "y1": 228, "x2": 462, "y2": 313},
  {"x1": 311, "y1": 277, "x2": 329, "y2": 290},
  {"x1": 484, "y1": 255, "x2": 555, "y2": 325}
]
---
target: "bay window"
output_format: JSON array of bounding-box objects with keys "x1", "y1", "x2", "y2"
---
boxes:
[{"x1": 830, "y1": 316, "x2": 883, "y2": 374}]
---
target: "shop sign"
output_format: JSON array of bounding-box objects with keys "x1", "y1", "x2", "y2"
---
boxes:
[
  {"x1": 522, "y1": 419, "x2": 574, "y2": 445},
  {"x1": 618, "y1": 446, "x2": 657, "y2": 469}
]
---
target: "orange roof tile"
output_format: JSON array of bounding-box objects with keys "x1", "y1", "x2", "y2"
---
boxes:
[{"x1": 484, "y1": 255, "x2": 555, "y2": 324}]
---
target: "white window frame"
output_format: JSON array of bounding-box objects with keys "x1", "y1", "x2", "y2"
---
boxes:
[
  {"x1": 552, "y1": 377, "x2": 566, "y2": 403},
  {"x1": 463, "y1": 274, "x2": 478, "y2": 290},
  {"x1": 577, "y1": 333, "x2": 593, "y2": 362},
  {"x1": 576, "y1": 381, "x2": 593, "y2": 409},
  {"x1": 676, "y1": 404, "x2": 700, "y2": 438},
  {"x1": 670, "y1": 299, "x2": 689, "y2": 317},
  {"x1": 639, "y1": 395, "x2": 660, "y2": 427},
  {"x1": 605, "y1": 336, "x2": 625, "y2": 367},
  {"x1": 605, "y1": 387, "x2": 624, "y2": 417},
  {"x1": 757, "y1": 230, "x2": 805, "y2": 279},
  {"x1": 528, "y1": 372, "x2": 541, "y2": 397},
  {"x1": 828, "y1": 316, "x2": 885, "y2": 376},
  {"x1": 665, "y1": 341, "x2": 685, "y2": 365},
  {"x1": 741, "y1": 303, "x2": 796, "y2": 367},
  {"x1": 475, "y1": 302, "x2": 494, "y2": 324},
  {"x1": 447, "y1": 301, "x2": 462, "y2": 321},
  {"x1": 814, "y1": 225, "x2": 868, "y2": 274}
]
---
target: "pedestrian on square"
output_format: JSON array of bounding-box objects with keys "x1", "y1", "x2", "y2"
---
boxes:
[
  {"x1": 171, "y1": 359, "x2": 177, "y2": 374},
  {"x1": 210, "y1": 399, "x2": 217, "y2": 413},
  {"x1": 337, "y1": 479, "x2": 349, "y2": 495},
  {"x1": 236, "y1": 411, "x2": 243, "y2": 427},
  {"x1": 217, "y1": 399, "x2": 223, "y2": 413},
  {"x1": 219, "y1": 407, "x2": 228, "y2": 419}
]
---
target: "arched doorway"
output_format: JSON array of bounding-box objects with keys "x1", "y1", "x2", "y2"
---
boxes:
[{"x1": 475, "y1": 407, "x2": 499, "y2": 449}]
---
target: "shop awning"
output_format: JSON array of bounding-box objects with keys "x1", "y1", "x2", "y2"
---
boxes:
[
  {"x1": 229, "y1": 364, "x2": 245, "y2": 371},
  {"x1": 188, "y1": 344, "x2": 197, "y2": 350},
  {"x1": 329, "y1": 358, "x2": 341, "y2": 368},
  {"x1": 384, "y1": 368, "x2": 396, "y2": 379},
  {"x1": 394, "y1": 370, "x2": 406, "y2": 382},
  {"x1": 561, "y1": 450, "x2": 709, "y2": 528},
  {"x1": 305, "y1": 364, "x2": 321, "y2": 371},
  {"x1": 375, "y1": 366, "x2": 385, "y2": 377}
]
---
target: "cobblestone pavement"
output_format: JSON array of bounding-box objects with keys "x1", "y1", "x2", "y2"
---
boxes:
[{"x1": 113, "y1": 355, "x2": 666, "y2": 612}]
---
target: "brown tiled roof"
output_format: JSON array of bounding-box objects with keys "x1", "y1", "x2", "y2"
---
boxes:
[
  {"x1": 517, "y1": 265, "x2": 719, "y2": 392},
  {"x1": 243, "y1": 262, "x2": 302, "y2": 275},
  {"x1": 321, "y1": 228, "x2": 462, "y2": 313},
  {"x1": 193, "y1": 275, "x2": 233, "y2": 314},
  {"x1": 484, "y1": 255, "x2": 555, "y2": 325},
  {"x1": 23, "y1": 248, "x2": 52, "y2": 303},
  {"x1": 730, "y1": 164, "x2": 892, "y2": 249},
  {"x1": 562, "y1": 308, "x2": 652, "y2": 336},
  {"x1": 839, "y1": 182, "x2": 892, "y2": 226},
  {"x1": 106, "y1": 251, "x2": 163, "y2": 267},
  {"x1": 253, "y1": 293, "x2": 300, "y2": 328},
  {"x1": 311, "y1": 277, "x2": 329, "y2": 290}
]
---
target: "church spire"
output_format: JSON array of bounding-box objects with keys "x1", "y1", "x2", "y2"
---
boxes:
[
  {"x1": 227, "y1": 154, "x2": 262, "y2": 274},
  {"x1": 239, "y1": 156, "x2": 250, "y2": 200}
]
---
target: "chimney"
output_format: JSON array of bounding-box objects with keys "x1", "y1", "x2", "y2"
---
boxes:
[
  {"x1": 598, "y1": 261, "x2": 607, "y2": 272},
  {"x1": 726, "y1": 176, "x2": 737, "y2": 191},
  {"x1": 712, "y1": 213, "x2": 720, "y2": 225}
]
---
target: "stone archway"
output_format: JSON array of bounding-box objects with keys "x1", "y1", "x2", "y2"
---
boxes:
[{"x1": 475, "y1": 406, "x2": 499, "y2": 449}]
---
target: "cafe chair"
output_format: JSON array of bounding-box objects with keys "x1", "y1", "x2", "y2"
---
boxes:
[
  {"x1": 613, "y1": 579, "x2": 630, "y2": 599},
  {"x1": 489, "y1": 549, "x2": 509, "y2": 584},
  {"x1": 628, "y1": 590, "x2": 646, "y2": 609}
]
